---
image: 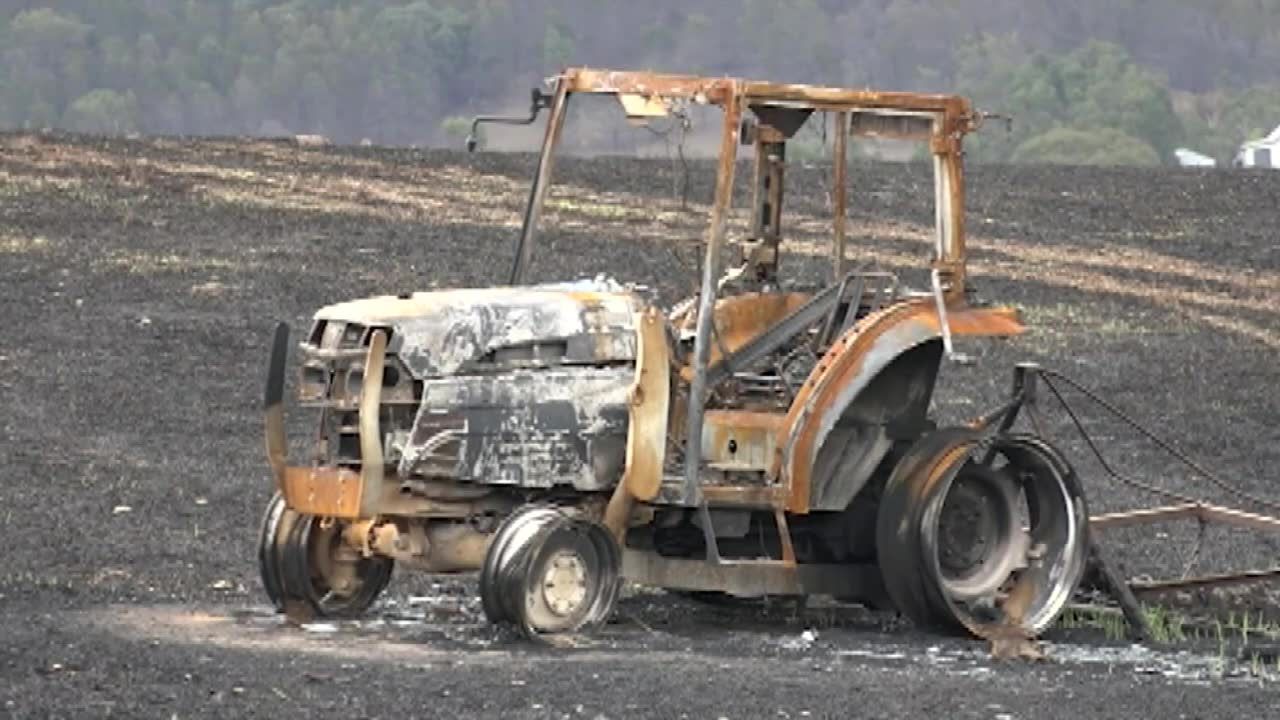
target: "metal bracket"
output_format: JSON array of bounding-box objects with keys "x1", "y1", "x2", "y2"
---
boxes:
[
  {"x1": 931, "y1": 268, "x2": 974, "y2": 365},
  {"x1": 465, "y1": 88, "x2": 554, "y2": 152}
]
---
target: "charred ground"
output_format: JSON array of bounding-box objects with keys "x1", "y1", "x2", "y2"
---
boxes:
[{"x1": 1, "y1": 132, "x2": 1277, "y2": 718}]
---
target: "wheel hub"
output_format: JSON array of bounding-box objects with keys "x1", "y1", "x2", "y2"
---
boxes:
[
  {"x1": 938, "y1": 482, "x2": 998, "y2": 574},
  {"x1": 541, "y1": 551, "x2": 588, "y2": 617},
  {"x1": 934, "y1": 466, "x2": 1029, "y2": 601},
  {"x1": 257, "y1": 493, "x2": 394, "y2": 619}
]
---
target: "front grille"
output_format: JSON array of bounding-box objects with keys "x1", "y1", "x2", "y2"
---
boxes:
[{"x1": 310, "y1": 320, "x2": 395, "y2": 350}]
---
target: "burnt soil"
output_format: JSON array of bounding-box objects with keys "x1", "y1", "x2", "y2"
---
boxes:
[{"x1": 1, "y1": 132, "x2": 1278, "y2": 718}]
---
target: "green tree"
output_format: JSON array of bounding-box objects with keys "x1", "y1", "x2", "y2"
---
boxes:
[
  {"x1": 5, "y1": 9, "x2": 93, "y2": 122},
  {"x1": 961, "y1": 40, "x2": 1185, "y2": 164},
  {"x1": 63, "y1": 89, "x2": 140, "y2": 134},
  {"x1": 1011, "y1": 126, "x2": 1161, "y2": 166}
]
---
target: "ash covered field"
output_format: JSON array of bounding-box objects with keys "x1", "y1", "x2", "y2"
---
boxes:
[{"x1": 1, "y1": 132, "x2": 1278, "y2": 717}]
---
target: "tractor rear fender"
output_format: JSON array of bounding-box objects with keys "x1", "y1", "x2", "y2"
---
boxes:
[{"x1": 773, "y1": 300, "x2": 1023, "y2": 513}]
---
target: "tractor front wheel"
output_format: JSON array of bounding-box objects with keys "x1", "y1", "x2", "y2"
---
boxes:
[
  {"x1": 257, "y1": 492, "x2": 393, "y2": 619},
  {"x1": 479, "y1": 506, "x2": 621, "y2": 640}
]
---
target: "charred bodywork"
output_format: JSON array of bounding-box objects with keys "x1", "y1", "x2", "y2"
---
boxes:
[{"x1": 259, "y1": 68, "x2": 1090, "y2": 643}]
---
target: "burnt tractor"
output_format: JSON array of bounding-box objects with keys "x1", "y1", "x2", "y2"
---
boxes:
[{"x1": 259, "y1": 68, "x2": 1089, "y2": 641}]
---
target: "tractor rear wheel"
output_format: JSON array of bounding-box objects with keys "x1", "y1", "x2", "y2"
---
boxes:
[
  {"x1": 257, "y1": 492, "x2": 393, "y2": 618},
  {"x1": 876, "y1": 430, "x2": 1088, "y2": 637}
]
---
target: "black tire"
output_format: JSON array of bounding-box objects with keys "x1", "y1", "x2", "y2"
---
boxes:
[
  {"x1": 256, "y1": 492, "x2": 393, "y2": 618},
  {"x1": 875, "y1": 427, "x2": 981, "y2": 630},
  {"x1": 257, "y1": 492, "x2": 288, "y2": 611}
]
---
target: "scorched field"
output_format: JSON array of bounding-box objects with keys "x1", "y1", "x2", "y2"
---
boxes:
[{"x1": 1, "y1": 132, "x2": 1278, "y2": 718}]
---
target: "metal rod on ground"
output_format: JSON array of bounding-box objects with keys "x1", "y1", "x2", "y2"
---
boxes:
[{"x1": 1088, "y1": 540, "x2": 1151, "y2": 643}]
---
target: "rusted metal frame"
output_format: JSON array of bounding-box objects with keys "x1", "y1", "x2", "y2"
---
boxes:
[
  {"x1": 1091, "y1": 502, "x2": 1280, "y2": 595},
  {"x1": 604, "y1": 307, "x2": 671, "y2": 543},
  {"x1": 774, "y1": 301, "x2": 928, "y2": 511},
  {"x1": 832, "y1": 111, "x2": 849, "y2": 281},
  {"x1": 752, "y1": 129, "x2": 785, "y2": 282},
  {"x1": 621, "y1": 550, "x2": 883, "y2": 598},
  {"x1": 940, "y1": 124, "x2": 968, "y2": 293},
  {"x1": 971, "y1": 363, "x2": 1040, "y2": 466},
  {"x1": 509, "y1": 78, "x2": 571, "y2": 285},
  {"x1": 560, "y1": 69, "x2": 974, "y2": 119},
  {"x1": 743, "y1": 81, "x2": 970, "y2": 115},
  {"x1": 705, "y1": 280, "x2": 845, "y2": 389},
  {"x1": 1129, "y1": 568, "x2": 1280, "y2": 594},
  {"x1": 281, "y1": 466, "x2": 363, "y2": 518},
  {"x1": 683, "y1": 85, "x2": 743, "y2": 503},
  {"x1": 684, "y1": 88, "x2": 744, "y2": 564},
  {"x1": 836, "y1": 273, "x2": 869, "y2": 335},
  {"x1": 928, "y1": 117, "x2": 971, "y2": 362},
  {"x1": 701, "y1": 484, "x2": 787, "y2": 508},
  {"x1": 774, "y1": 508, "x2": 797, "y2": 564},
  {"x1": 562, "y1": 68, "x2": 735, "y2": 104},
  {"x1": 776, "y1": 302, "x2": 1024, "y2": 512},
  {"x1": 1091, "y1": 502, "x2": 1280, "y2": 533},
  {"x1": 356, "y1": 329, "x2": 388, "y2": 517},
  {"x1": 815, "y1": 273, "x2": 853, "y2": 350}
]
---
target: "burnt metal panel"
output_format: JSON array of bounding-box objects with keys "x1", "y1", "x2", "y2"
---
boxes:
[
  {"x1": 313, "y1": 284, "x2": 640, "y2": 379},
  {"x1": 776, "y1": 300, "x2": 1026, "y2": 513},
  {"x1": 399, "y1": 367, "x2": 632, "y2": 491}
]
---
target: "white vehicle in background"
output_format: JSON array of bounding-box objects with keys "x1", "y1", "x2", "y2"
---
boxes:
[
  {"x1": 1173, "y1": 148, "x2": 1216, "y2": 167},
  {"x1": 1234, "y1": 124, "x2": 1280, "y2": 168}
]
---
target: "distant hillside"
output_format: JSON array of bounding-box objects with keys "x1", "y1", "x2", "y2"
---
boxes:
[{"x1": 2, "y1": 1, "x2": 1280, "y2": 164}]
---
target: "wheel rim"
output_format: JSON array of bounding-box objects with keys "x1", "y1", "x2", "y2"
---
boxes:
[
  {"x1": 285, "y1": 515, "x2": 392, "y2": 617},
  {"x1": 522, "y1": 532, "x2": 601, "y2": 633},
  {"x1": 923, "y1": 435, "x2": 1088, "y2": 635},
  {"x1": 257, "y1": 492, "x2": 288, "y2": 610},
  {"x1": 480, "y1": 506, "x2": 565, "y2": 624},
  {"x1": 878, "y1": 430, "x2": 1088, "y2": 637},
  {"x1": 934, "y1": 465, "x2": 1028, "y2": 601},
  {"x1": 258, "y1": 492, "x2": 392, "y2": 619},
  {"x1": 540, "y1": 550, "x2": 589, "y2": 617},
  {"x1": 480, "y1": 507, "x2": 621, "y2": 640}
]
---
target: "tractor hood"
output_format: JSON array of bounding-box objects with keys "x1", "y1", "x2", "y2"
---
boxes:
[{"x1": 313, "y1": 278, "x2": 643, "y2": 378}]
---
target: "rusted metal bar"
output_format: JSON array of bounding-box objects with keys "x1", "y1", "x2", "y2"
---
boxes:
[
  {"x1": 700, "y1": 484, "x2": 787, "y2": 509},
  {"x1": 944, "y1": 136, "x2": 968, "y2": 291},
  {"x1": 510, "y1": 79, "x2": 570, "y2": 285},
  {"x1": 563, "y1": 69, "x2": 734, "y2": 104},
  {"x1": 832, "y1": 111, "x2": 848, "y2": 281},
  {"x1": 1091, "y1": 502, "x2": 1280, "y2": 533},
  {"x1": 1128, "y1": 568, "x2": 1280, "y2": 594},
  {"x1": 357, "y1": 329, "x2": 388, "y2": 517},
  {"x1": 559, "y1": 69, "x2": 974, "y2": 120},
  {"x1": 743, "y1": 79, "x2": 967, "y2": 114},
  {"x1": 281, "y1": 466, "x2": 363, "y2": 518},
  {"x1": 704, "y1": 280, "x2": 843, "y2": 389},
  {"x1": 1091, "y1": 502, "x2": 1280, "y2": 601},
  {"x1": 683, "y1": 86, "x2": 742, "y2": 502},
  {"x1": 621, "y1": 550, "x2": 882, "y2": 598}
]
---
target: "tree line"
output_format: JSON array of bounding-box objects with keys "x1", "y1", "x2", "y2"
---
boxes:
[{"x1": 2, "y1": 0, "x2": 1279, "y2": 165}]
